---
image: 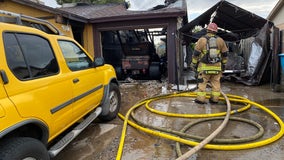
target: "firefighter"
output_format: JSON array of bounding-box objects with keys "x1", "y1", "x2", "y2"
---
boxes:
[{"x1": 190, "y1": 22, "x2": 228, "y2": 104}]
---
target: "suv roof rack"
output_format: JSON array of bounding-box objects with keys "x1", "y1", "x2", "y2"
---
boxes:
[{"x1": 0, "y1": 9, "x2": 61, "y2": 35}]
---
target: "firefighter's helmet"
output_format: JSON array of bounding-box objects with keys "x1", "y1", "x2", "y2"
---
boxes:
[{"x1": 207, "y1": 23, "x2": 218, "y2": 32}]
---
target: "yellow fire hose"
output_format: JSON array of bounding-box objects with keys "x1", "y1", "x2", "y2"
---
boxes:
[
  {"x1": 116, "y1": 91, "x2": 284, "y2": 160},
  {"x1": 130, "y1": 93, "x2": 263, "y2": 144},
  {"x1": 145, "y1": 92, "x2": 251, "y2": 118}
]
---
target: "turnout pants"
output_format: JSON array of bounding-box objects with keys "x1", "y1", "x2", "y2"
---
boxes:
[{"x1": 196, "y1": 72, "x2": 222, "y2": 103}]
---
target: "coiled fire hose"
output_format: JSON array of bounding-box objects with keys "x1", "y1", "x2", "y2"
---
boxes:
[
  {"x1": 116, "y1": 91, "x2": 284, "y2": 160},
  {"x1": 176, "y1": 90, "x2": 231, "y2": 160}
]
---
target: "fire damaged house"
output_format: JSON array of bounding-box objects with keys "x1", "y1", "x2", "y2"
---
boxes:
[
  {"x1": 59, "y1": 0, "x2": 187, "y2": 83},
  {"x1": 179, "y1": 0, "x2": 281, "y2": 88},
  {"x1": 2, "y1": 0, "x2": 281, "y2": 88},
  {"x1": 59, "y1": 0, "x2": 281, "y2": 88}
]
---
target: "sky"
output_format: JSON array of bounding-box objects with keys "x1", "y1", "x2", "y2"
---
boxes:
[
  {"x1": 41, "y1": 0, "x2": 61, "y2": 8},
  {"x1": 185, "y1": 0, "x2": 279, "y2": 20},
  {"x1": 42, "y1": 0, "x2": 278, "y2": 20},
  {"x1": 127, "y1": 0, "x2": 279, "y2": 20}
]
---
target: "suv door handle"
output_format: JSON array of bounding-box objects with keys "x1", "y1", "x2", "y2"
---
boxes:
[{"x1": 73, "y1": 78, "x2": 79, "y2": 83}]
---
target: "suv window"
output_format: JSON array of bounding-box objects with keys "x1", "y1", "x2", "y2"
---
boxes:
[
  {"x1": 4, "y1": 32, "x2": 59, "y2": 80},
  {"x1": 58, "y1": 40, "x2": 92, "y2": 71}
]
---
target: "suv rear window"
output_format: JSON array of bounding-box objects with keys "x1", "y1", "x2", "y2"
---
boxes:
[{"x1": 3, "y1": 32, "x2": 59, "y2": 80}]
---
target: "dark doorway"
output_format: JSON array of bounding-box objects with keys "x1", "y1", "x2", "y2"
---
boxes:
[
  {"x1": 101, "y1": 28, "x2": 167, "y2": 80},
  {"x1": 70, "y1": 21, "x2": 85, "y2": 46}
]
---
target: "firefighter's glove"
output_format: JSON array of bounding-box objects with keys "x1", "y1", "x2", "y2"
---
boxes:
[
  {"x1": 221, "y1": 63, "x2": 226, "y2": 71},
  {"x1": 190, "y1": 63, "x2": 197, "y2": 71}
]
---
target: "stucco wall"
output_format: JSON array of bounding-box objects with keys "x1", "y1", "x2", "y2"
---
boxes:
[
  {"x1": 270, "y1": 5, "x2": 284, "y2": 52},
  {"x1": 271, "y1": 8, "x2": 284, "y2": 30},
  {"x1": 83, "y1": 24, "x2": 95, "y2": 57}
]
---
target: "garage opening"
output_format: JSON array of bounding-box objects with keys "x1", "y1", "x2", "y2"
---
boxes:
[{"x1": 101, "y1": 28, "x2": 167, "y2": 81}]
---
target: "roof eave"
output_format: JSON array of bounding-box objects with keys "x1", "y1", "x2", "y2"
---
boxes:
[
  {"x1": 10, "y1": 0, "x2": 88, "y2": 23},
  {"x1": 267, "y1": 0, "x2": 284, "y2": 20},
  {"x1": 60, "y1": 12, "x2": 88, "y2": 23},
  {"x1": 89, "y1": 11, "x2": 186, "y2": 23},
  {"x1": 10, "y1": 0, "x2": 60, "y2": 14}
]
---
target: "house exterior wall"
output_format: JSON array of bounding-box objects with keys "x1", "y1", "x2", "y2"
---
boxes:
[
  {"x1": 0, "y1": 1, "x2": 73, "y2": 37},
  {"x1": 271, "y1": 7, "x2": 284, "y2": 30},
  {"x1": 83, "y1": 24, "x2": 95, "y2": 57},
  {"x1": 269, "y1": 4, "x2": 284, "y2": 53}
]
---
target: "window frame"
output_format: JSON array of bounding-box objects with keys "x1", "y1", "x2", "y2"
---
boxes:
[{"x1": 58, "y1": 40, "x2": 93, "y2": 71}]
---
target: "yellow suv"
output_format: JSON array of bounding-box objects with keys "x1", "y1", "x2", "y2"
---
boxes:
[{"x1": 0, "y1": 12, "x2": 121, "y2": 160}]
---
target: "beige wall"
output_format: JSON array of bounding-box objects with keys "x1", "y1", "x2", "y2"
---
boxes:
[
  {"x1": 271, "y1": 7, "x2": 284, "y2": 30},
  {"x1": 269, "y1": 4, "x2": 284, "y2": 52}
]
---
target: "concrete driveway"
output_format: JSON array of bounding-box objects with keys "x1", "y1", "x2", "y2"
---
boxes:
[{"x1": 53, "y1": 80, "x2": 284, "y2": 160}]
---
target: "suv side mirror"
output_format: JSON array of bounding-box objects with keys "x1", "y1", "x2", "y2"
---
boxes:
[{"x1": 94, "y1": 57, "x2": 105, "y2": 67}]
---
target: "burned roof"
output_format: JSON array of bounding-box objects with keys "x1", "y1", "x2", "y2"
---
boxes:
[
  {"x1": 59, "y1": 2, "x2": 186, "y2": 23},
  {"x1": 59, "y1": 3, "x2": 126, "y2": 20},
  {"x1": 180, "y1": 0, "x2": 272, "y2": 42},
  {"x1": 7, "y1": 0, "x2": 186, "y2": 24}
]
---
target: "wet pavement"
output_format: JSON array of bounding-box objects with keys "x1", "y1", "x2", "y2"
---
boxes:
[{"x1": 52, "y1": 76, "x2": 284, "y2": 160}]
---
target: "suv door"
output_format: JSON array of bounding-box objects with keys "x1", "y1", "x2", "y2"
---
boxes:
[
  {"x1": 58, "y1": 40, "x2": 104, "y2": 119},
  {"x1": 2, "y1": 32, "x2": 74, "y2": 137}
]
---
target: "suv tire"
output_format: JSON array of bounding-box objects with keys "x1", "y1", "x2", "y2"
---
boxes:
[
  {"x1": 0, "y1": 137, "x2": 49, "y2": 160},
  {"x1": 99, "y1": 83, "x2": 121, "y2": 121}
]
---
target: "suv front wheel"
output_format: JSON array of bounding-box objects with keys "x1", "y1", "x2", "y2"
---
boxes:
[{"x1": 99, "y1": 83, "x2": 121, "y2": 121}]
